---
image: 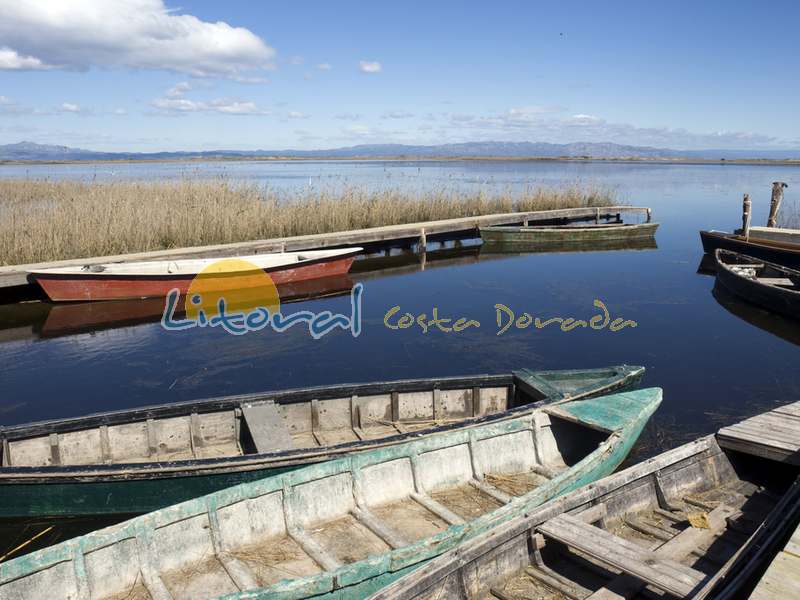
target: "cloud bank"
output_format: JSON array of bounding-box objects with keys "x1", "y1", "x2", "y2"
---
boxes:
[{"x1": 0, "y1": 0, "x2": 275, "y2": 77}]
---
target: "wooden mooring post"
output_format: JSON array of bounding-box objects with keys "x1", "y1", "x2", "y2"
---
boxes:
[
  {"x1": 767, "y1": 182, "x2": 788, "y2": 228},
  {"x1": 742, "y1": 193, "x2": 751, "y2": 239}
]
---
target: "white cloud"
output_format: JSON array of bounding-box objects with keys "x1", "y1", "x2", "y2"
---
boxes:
[
  {"x1": 0, "y1": 0, "x2": 275, "y2": 77},
  {"x1": 316, "y1": 63, "x2": 332, "y2": 71},
  {"x1": 382, "y1": 111, "x2": 414, "y2": 119},
  {"x1": 289, "y1": 55, "x2": 304, "y2": 65},
  {"x1": 151, "y1": 83, "x2": 270, "y2": 115},
  {"x1": 60, "y1": 102, "x2": 81, "y2": 113},
  {"x1": 509, "y1": 105, "x2": 560, "y2": 116},
  {"x1": 287, "y1": 111, "x2": 308, "y2": 119},
  {"x1": 359, "y1": 60, "x2": 382, "y2": 73},
  {"x1": 0, "y1": 95, "x2": 12, "y2": 105},
  {"x1": 438, "y1": 109, "x2": 783, "y2": 150},
  {"x1": 0, "y1": 46, "x2": 48, "y2": 70},
  {"x1": 113, "y1": 108, "x2": 128, "y2": 115},
  {"x1": 334, "y1": 113, "x2": 361, "y2": 120},
  {"x1": 571, "y1": 114, "x2": 601, "y2": 122},
  {"x1": 166, "y1": 82, "x2": 193, "y2": 98}
]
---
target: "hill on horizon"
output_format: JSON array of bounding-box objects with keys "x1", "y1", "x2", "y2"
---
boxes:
[{"x1": 1, "y1": 140, "x2": 799, "y2": 161}]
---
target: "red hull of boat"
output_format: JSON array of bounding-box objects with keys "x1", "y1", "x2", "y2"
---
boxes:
[{"x1": 32, "y1": 256, "x2": 356, "y2": 302}]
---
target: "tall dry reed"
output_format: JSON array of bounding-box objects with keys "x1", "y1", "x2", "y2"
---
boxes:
[{"x1": 0, "y1": 179, "x2": 617, "y2": 265}]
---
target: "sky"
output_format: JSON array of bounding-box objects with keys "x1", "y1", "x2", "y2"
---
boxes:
[{"x1": 0, "y1": 0, "x2": 798, "y2": 152}]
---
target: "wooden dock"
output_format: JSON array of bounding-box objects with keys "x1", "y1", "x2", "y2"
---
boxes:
[
  {"x1": 717, "y1": 401, "x2": 800, "y2": 465},
  {"x1": 750, "y1": 520, "x2": 800, "y2": 599},
  {"x1": 0, "y1": 206, "x2": 650, "y2": 301}
]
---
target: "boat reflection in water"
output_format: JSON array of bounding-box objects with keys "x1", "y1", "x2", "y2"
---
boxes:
[
  {"x1": 0, "y1": 274, "x2": 354, "y2": 341},
  {"x1": 711, "y1": 281, "x2": 800, "y2": 346},
  {"x1": 0, "y1": 236, "x2": 662, "y2": 343},
  {"x1": 479, "y1": 235, "x2": 658, "y2": 255}
]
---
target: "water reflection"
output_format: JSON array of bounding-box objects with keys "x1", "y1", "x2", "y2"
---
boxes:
[
  {"x1": 481, "y1": 236, "x2": 658, "y2": 255},
  {"x1": 711, "y1": 281, "x2": 800, "y2": 346}
]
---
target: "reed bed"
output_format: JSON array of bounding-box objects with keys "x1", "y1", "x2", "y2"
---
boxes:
[{"x1": 0, "y1": 179, "x2": 616, "y2": 265}]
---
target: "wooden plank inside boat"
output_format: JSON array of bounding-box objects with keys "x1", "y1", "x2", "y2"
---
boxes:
[
  {"x1": 241, "y1": 401, "x2": 296, "y2": 453},
  {"x1": 537, "y1": 513, "x2": 705, "y2": 597}
]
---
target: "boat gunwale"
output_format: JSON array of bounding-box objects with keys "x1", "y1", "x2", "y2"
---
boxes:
[
  {"x1": 480, "y1": 222, "x2": 659, "y2": 233},
  {"x1": 0, "y1": 388, "x2": 662, "y2": 594},
  {"x1": 26, "y1": 248, "x2": 363, "y2": 278},
  {"x1": 701, "y1": 229, "x2": 800, "y2": 255},
  {"x1": 0, "y1": 366, "x2": 644, "y2": 481}
]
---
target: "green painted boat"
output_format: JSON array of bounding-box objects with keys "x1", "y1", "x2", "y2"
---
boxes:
[
  {"x1": 0, "y1": 366, "x2": 643, "y2": 518},
  {"x1": 480, "y1": 222, "x2": 659, "y2": 246},
  {"x1": 0, "y1": 387, "x2": 661, "y2": 600}
]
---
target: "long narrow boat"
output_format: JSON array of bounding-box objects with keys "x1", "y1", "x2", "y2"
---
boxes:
[
  {"x1": 27, "y1": 248, "x2": 363, "y2": 302},
  {"x1": 370, "y1": 409, "x2": 800, "y2": 600},
  {"x1": 714, "y1": 249, "x2": 800, "y2": 319},
  {"x1": 0, "y1": 365, "x2": 644, "y2": 518},
  {"x1": 700, "y1": 229, "x2": 800, "y2": 269},
  {"x1": 0, "y1": 387, "x2": 661, "y2": 600},
  {"x1": 480, "y1": 222, "x2": 659, "y2": 245},
  {"x1": 38, "y1": 274, "x2": 355, "y2": 338}
]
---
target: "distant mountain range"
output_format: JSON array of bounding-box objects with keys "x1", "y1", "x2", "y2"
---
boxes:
[{"x1": 1, "y1": 140, "x2": 799, "y2": 161}]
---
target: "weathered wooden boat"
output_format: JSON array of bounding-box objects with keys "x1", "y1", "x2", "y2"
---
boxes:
[
  {"x1": 480, "y1": 222, "x2": 659, "y2": 245},
  {"x1": 370, "y1": 407, "x2": 800, "y2": 600},
  {"x1": 700, "y1": 230, "x2": 800, "y2": 269},
  {"x1": 0, "y1": 365, "x2": 644, "y2": 518},
  {"x1": 0, "y1": 387, "x2": 661, "y2": 600},
  {"x1": 714, "y1": 249, "x2": 800, "y2": 319},
  {"x1": 38, "y1": 274, "x2": 355, "y2": 338},
  {"x1": 27, "y1": 248, "x2": 362, "y2": 302}
]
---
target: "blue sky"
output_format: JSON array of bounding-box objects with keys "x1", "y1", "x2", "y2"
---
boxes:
[{"x1": 0, "y1": 0, "x2": 798, "y2": 152}]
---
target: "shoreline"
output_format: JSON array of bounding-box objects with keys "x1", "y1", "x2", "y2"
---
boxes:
[{"x1": 1, "y1": 155, "x2": 800, "y2": 167}]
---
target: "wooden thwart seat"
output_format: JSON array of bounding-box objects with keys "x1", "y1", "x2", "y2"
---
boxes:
[
  {"x1": 241, "y1": 401, "x2": 295, "y2": 453},
  {"x1": 537, "y1": 513, "x2": 705, "y2": 597}
]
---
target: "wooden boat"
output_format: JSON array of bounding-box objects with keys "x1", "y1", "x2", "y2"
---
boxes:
[
  {"x1": 0, "y1": 387, "x2": 661, "y2": 600},
  {"x1": 27, "y1": 248, "x2": 362, "y2": 302},
  {"x1": 746, "y1": 225, "x2": 800, "y2": 245},
  {"x1": 700, "y1": 230, "x2": 800, "y2": 269},
  {"x1": 480, "y1": 222, "x2": 658, "y2": 245},
  {"x1": 370, "y1": 405, "x2": 800, "y2": 600},
  {"x1": 0, "y1": 365, "x2": 644, "y2": 518},
  {"x1": 38, "y1": 274, "x2": 355, "y2": 338},
  {"x1": 714, "y1": 249, "x2": 800, "y2": 319}
]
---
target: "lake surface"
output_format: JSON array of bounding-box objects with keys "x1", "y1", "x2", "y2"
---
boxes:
[{"x1": 1, "y1": 159, "x2": 799, "y2": 553}]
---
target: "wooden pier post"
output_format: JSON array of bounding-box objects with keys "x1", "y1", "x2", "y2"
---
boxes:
[
  {"x1": 742, "y1": 194, "x2": 751, "y2": 240},
  {"x1": 767, "y1": 182, "x2": 788, "y2": 228}
]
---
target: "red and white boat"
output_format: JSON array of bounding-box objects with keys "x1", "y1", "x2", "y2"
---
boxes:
[{"x1": 28, "y1": 247, "x2": 362, "y2": 302}]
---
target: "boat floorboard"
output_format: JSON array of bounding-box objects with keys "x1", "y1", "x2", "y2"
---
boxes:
[
  {"x1": 231, "y1": 535, "x2": 321, "y2": 588},
  {"x1": 430, "y1": 484, "x2": 503, "y2": 520},
  {"x1": 307, "y1": 513, "x2": 391, "y2": 564},
  {"x1": 370, "y1": 498, "x2": 450, "y2": 542}
]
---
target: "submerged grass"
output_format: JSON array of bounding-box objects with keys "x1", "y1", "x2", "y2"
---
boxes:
[{"x1": 0, "y1": 179, "x2": 616, "y2": 265}]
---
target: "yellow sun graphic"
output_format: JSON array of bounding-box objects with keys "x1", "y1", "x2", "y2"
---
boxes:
[{"x1": 185, "y1": 258, "x2": 280, "y2": 321}]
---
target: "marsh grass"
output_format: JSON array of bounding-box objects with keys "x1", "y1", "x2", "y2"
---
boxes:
[{"x1": 0, "y1": 179, "x2": 616, "y2": 265}]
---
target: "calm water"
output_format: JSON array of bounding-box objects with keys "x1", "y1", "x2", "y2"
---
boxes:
[{"x1": 1, "y1": 160, "x2": 799, "y2": 552}]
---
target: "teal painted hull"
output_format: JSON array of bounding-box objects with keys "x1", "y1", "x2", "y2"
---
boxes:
[
  {"x1": 0, "y1": 465, "x2": 298, "y2": 518},
  {"x1": 309, "y1": 392, "x2": 656, "y2": 599},
  {"x1": 0, "y1": 389, "x2": 660, "y2": 600}
]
